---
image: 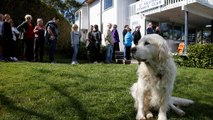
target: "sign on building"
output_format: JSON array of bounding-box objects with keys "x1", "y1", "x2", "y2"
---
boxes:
[{"x1": 136, "y1": 0, "x2": 165, "y2": 13}]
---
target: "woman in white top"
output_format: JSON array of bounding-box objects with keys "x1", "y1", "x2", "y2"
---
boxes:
[{"x1": 71, "y1": 24, "x2": 81, "y2": 64}]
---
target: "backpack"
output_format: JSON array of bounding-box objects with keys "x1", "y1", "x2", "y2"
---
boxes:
[{"x1": 44, "y1": 21, "x2": 54, "y2": 43}]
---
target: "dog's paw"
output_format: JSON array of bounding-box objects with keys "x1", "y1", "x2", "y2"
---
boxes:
[
  {"x1": 146, "y1": 112, "x2": 153, "y2": 119},
  {"x1": 157, "y1": 114, "x2": 167, "y2": 120},
  {"x1": 136, "y1": 114, "x2": 146, "y2": 120},
  {"x1": 136, "y1": 117, "x2": 146, "y2": 120},
  {"x1": 178, "y1": 111, "x2": 185, "y2": 116}
]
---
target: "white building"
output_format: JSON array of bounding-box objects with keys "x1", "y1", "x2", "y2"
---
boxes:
[{"x1": 75, "y1": 0, "x2": 213, "y2": 53}]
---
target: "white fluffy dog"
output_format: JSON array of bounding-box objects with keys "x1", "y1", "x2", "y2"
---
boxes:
[{"x1": 131, "y1": 34, "x2": 194, "y2": 120}]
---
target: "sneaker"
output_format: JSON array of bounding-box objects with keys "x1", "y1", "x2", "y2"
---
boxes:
[
  {"x1": 71, "y1": 61, "x2": 78, "y2": 65},
  {"x1": 12, "y1": 57, "x2": 18, "y2": 61}
]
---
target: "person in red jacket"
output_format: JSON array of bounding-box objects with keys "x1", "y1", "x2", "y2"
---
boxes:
[
  {"x1": 34, "y1": 18, "x2": 45, "y2": 62},
  {"x1": 17, "y1": 14, "x2": 34, "y2": 61}
]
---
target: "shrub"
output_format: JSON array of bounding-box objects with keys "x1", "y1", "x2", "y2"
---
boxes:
[
  {"x1": 66, "y1": 42, "x2": 106, "y2": 62},
  {"x1": 174, "y1": 44, "x2": 213, "y2": 69}
]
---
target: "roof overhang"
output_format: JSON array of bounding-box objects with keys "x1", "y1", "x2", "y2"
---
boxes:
[
  {"x1": 86, "y1": 0, "x2": 95, "y2": 4},
  {"x1": 146, "y1": 3, "x2": 213, "y2": 28}
]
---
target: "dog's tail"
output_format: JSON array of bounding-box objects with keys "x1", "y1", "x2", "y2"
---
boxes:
[
  {"x1": 170, "y1": 96, "x2": 194, "y2": 116},
  {"x1": 172, "y1": 96, "x2": 194, "y2": 106}
]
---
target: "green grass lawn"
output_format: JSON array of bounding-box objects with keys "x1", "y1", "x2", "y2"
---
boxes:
[{"x1": 0, "y1": 62, "x2": 212, "y2": 120}]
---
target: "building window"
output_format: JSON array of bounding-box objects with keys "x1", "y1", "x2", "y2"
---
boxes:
[
  {"x1": 104, "y1": 0, "x2": 112, "y2": 10},
  {"x1": 160, "y1": 22, "x2": 173, "y2": 39}
]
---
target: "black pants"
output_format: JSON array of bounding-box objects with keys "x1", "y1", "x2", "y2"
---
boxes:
[
  {"x1": 94, "y1": 43, "x2": 100, "y2": 62},
  {"x1": 113, "y1": 42, "x2": 120, "y2": 60},
  {"x1": 125, "y1": 46, "x2": 131, "y2": 60},
  {"x1": 3, "y1": 38, "x2": 13, "y2": 59},
  {"x1": 87, "y1": 42, "x2": 95, "y2": 63},
  {"x1": 25, "y1": 38, "x2": 34, "y2": 61},
  {"x1": 35, "y1": 37, "x2": 45, "y2": 62},
  {"x1": 49, "y1": 39, "x2": 57, "y2": 62}
]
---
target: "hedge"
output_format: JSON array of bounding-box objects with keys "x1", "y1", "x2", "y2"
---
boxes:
[{"x1": 174, "y1": 44, "x2": 213, "y2": 69}]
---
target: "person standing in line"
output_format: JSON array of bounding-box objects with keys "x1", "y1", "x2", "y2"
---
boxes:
[
  {"x1": 86, "y1": 25, "x2": 94, "y2": 63},
  {"x1": 34, "y1": 18, "x2": 45, "y2": 62},
  {"x1": 0, "y1": 14, "x2": 4, "y2": 60},
  {"x1": 71, "y1": 24, "x2": 81, "y2": 65},
  {"x1": 146, "y1": 22, "x2": 154, "y2": 34},
  {"x1": 104, "y1": 23, "x2": 113, "y2": 63},
  {"x1": 17, "y1": 14, "x2": 34, "y2": 61},
  {"x1": 91, "y1": 24, "x2": 102, "y2": 63},
  {"x1": 155, "y1": 25, "x2": 161, "y2": 35},
  {"x1": 132, "y1": 25, "x2": 141, "y2": 46},
  {"x1": 45, "y1": 17, "x2": 60, "y2": 64},
  {"x1": 124, "y1": 27, "x2": 133, "y2": 60},
  {"x1": 122, "y1": 25, "x2": 129, "y2": 60},
  {"x1": 9, "y1": 19, "x2": 19, "y2": 61},
  {"x1": 2, "y1": 14, "x2": 13, "y2": 61},
  {"x1": 111, "y1": 24, "x2": 120, "y2": 60}
]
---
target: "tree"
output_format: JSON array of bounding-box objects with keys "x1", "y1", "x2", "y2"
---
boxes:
[{"x1": 41, "y1": 0, "x2": 82, "y2": 23}]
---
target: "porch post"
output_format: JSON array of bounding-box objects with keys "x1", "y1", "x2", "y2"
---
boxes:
[
  {"x1": 87, "y1": 3, "x2": 90, "y2": 28},
  {"x1": 211, "y1": 20, "x2": 213, "y2": 43},
  {"x1": 184, "y1": 11, "x2": 188, "y2": 54},
  {"x1": 100, "y1": 0, "x2": 103, "y2": 33},
  {"x1": 201, "y1": 29, "x2": 203, "y2": 44},
  {"x1": 140, "y1": 14, "x2": 146, "y2": 37}
]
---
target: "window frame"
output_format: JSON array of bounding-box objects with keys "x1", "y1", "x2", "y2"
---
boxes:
[{"x1": 104, "y1": 0, "x2": 113, "y2": 10}]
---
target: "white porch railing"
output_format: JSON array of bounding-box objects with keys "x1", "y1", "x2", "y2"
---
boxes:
[
  {"x1": 164, "y1": 0, "x2": 184, "y2": 5},
  {"x1": 129, "y1": 0, "x2": 213, "y2": 16}
]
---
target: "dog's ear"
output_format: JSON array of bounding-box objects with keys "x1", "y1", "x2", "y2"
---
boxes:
[{"x1": 158, "y1": 41, "x2": 169, "y2": 63}]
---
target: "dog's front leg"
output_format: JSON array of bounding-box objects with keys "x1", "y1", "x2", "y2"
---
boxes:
[
  {"x1": 158, "y1": 96, "x2": 169, "y2": 120},
  {"x1": 135, "y1": 86, "x2": 146, "y2": 120}
]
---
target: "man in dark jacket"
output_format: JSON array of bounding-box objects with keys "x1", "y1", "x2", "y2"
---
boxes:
[
  {"x1": 133, "y1": 26, "x2": 141, "y2": 46},
  {"x1": 91, "y1": 24, "x2": 101, "y2": 63},
  {"x1": 45, "y1": 17, "x2": 60, "y2": 64},
  {"x1": 0, "y1": 14, "x2": 4, "y2": 60},
  {"x1": 2, "y1": 14, "x2": 13, "y2": 61}
]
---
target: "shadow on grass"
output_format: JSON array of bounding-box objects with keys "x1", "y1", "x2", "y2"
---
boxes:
[
  {"x1": 118, "y1": 102, "x2": 213, "y2": 120},
  {"x1": 168, "y1": 102, "x2": 213, "y2": 119},
  {"x1": 49, "y1": 84, "x2": 89, "y2": 120},
  {"x1": 0, "y1": 94, "x2": 54, "y2": 120}
]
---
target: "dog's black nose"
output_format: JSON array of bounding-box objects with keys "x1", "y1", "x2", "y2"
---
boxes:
[{"x1": 131, "y1": 47, "x2": 137, "y2": 53}]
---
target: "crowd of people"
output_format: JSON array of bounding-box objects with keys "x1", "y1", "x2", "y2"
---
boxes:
[
  {"x1": 0, "y1": 13, "x2": 161, "y2": 64},
  {"x1": 0, "y1": 13, "x2": 60, "y2": 63}
]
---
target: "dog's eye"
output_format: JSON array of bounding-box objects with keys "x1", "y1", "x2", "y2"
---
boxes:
[{"x1": 144, "y1": 41, "x2": 150, "y2": 46}]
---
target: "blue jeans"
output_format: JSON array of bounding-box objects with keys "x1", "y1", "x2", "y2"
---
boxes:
[
  {"x1": 49, "y1": 39, "x2": 57, "y2": 62},
  {"x1": 105, "y1": 44, "x2": 113, "y2": 63},
  {"x1": 123, "y1": 46, "x2": 126, "y2": 59},
  {"x1": 72, "y1": 44, "x2": 79, "y2": 62}
]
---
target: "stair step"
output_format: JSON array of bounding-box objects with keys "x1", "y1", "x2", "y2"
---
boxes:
[
  {"x1": 115, "y1": 55, "x2": 124, "y2": 59},
  {"x1": 115, "y1": 59, "x2": 124, "y2": 64},
  {"x1": 124, "y1": 60, "x2": 131, "y2": 64},
  {"x1": 114, "y1": 51, "x2": 124, "y2": 56},
  {"x1": 115, "y1": 59, "x2": 132, "y2": 64}
]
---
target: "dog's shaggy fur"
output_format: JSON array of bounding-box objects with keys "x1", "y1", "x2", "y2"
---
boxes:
[{"x1": 131, "y1": 34, "x2": 194, "y2": 120}]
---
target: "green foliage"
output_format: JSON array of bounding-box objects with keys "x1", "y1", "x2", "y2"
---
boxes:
[
  {"x1": 174, "y1": 44, "x2": 213, "y2": 69},
  {"x1": 0, "y1": 0, "x2": 71, "y2": 51},
  {"x1": 41, "y1": 0, "x2": 82, "y2": 23},
  {"x1": 187, "y1": 44, "x2": 213, "y2": 68},
  {"x1": 0, "y1": 62, "x2": 213, "y2": 120}
]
